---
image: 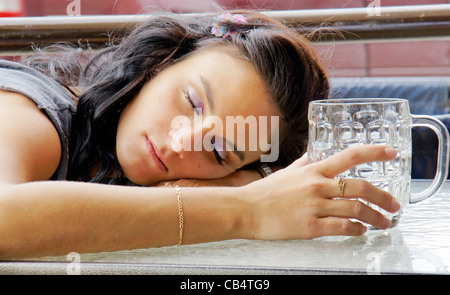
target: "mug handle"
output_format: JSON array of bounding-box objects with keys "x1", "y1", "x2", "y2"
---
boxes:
[{"x1": 410, "y1": 115, "x2": 450, "y2": 204}]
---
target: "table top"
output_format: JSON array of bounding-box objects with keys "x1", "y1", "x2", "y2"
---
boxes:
[{"x1": 1, "y1": 180, "x2": 450, "y2": 275}]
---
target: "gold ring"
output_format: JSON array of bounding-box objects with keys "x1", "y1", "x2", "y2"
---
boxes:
[
  {"x1": 338, "y1": 178, "x2": 345, "y2": 198},
  {"x1": 164, "y1": 182, "x2": 173, "y2": 187}
]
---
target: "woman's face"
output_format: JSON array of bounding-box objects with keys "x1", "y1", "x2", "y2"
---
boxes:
[{"x1": 116, "y1": 45, "x2": 279, "y2": 186}]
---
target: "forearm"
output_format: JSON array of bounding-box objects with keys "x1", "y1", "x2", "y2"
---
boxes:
[{"x1": 0, "y1": 181, "x2": 249, "y2": 259}]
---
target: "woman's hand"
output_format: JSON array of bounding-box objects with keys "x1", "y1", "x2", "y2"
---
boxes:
[{"x1": 242, "y1": 145, "x2": 401, "y2": 240}]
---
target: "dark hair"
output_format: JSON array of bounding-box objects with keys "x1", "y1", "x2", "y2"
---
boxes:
[{"x1": 24, "y1": 11, "x2": 329, "y2": 184}]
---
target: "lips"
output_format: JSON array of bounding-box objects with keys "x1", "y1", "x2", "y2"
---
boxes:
[{"x1": 145, "y1": 136, "x2": 168, "y2": 172}]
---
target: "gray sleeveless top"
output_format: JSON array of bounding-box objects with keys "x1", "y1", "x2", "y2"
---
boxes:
[{"x1": 0, "y1": 60, "x2": 76, "y2": 180}]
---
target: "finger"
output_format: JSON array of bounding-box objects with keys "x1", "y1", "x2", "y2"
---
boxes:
[
  {"x1": 286, "y1": 153, "x2": 308, "y2": 170},
  {"x1": 321, "y1": 178, "x2": 401, "y2": 214},
  {"x1": 314, "y1": 217, "x2": 367, "y2": 237},
  {"x1": 315, "y1": 145, "x2": 397, "y2": 178},
  {"x1": 319, "y1": 199, "x2": 391, "y2": 230}
]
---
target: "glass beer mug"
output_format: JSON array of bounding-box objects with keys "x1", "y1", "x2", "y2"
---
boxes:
[{"x1": 307, "y1": 98, "x2": 449, "y2": 229}]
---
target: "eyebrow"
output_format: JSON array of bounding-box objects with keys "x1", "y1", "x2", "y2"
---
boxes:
[{"x1": 200, "y1": 75, "x2": 245, "y2": 163}]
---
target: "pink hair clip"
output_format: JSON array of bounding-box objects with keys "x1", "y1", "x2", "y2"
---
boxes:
[{"x1": 211, "y1": 12, "x2": 248, "y2": 38}]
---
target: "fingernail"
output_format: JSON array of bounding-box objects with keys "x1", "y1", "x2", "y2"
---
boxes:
[
  {"x1": 382, "y1": 216, "x2": 391, "y2": 229},
  {"x1": 362, "y1": 225, "x2": 368, "y2": 234},
  {"x1": 392, "y1": 199, "x2": 401, "y2": 212},
  {"x1": 385, "y1": 147, "x2": 397, "y2": 157}
]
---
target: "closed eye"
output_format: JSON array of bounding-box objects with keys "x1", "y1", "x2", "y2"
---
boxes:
[
  {"x1": 183, "y1": 85, "x2": 203, "y2": 115},
  {"x1": 183, "y1": 84, "x2": 228, "y2": 167},
  {"x1": 211, "y1": 136, "x2": 227, "y2": 166}
]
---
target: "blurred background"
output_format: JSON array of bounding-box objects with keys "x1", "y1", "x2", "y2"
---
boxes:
[
  {"x1": 1, "y1": 0, "x2": 449, "y2": 178},
  {"x1": 1, "y1": 0, "x2": 449, "y2": 77}
]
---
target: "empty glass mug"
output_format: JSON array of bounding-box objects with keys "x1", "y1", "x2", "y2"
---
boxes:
[{"x1": 307, "y1": 98, "x2": 449, "y2": 229}]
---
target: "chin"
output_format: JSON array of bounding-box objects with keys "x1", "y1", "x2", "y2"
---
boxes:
[
  {"x1": 132, "y1": 178, "x2": 159, "y2": 187},
  {"x1": 122, "y1": 167, "x2": 159, "y2": 187}
]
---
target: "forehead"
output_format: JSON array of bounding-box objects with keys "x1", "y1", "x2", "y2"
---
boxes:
[{"x1": 180, "y1": 45, "x2": 278, "y2": 118}]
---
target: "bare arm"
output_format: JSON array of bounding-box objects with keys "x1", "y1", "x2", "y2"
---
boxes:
[
  {"x1": 0, "y1": 90, "x2": 248, "y2": 258},
  {"x1": 0, "y1": 181, "x2": 247, "y2": 258},
  {"x1": 0, "y1": 90, "x2": 400, "y2": 259},
  {"x1": 0, "y1": 145, "x2": 400, "y2": 259},
  {"x1": 0, "y1": 90, "x2": 61, "y2": 184}
]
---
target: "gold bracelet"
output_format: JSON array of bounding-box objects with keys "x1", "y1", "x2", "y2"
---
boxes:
[{"x1": 165, "y1": 182, "x2": 184, "y2": 246}]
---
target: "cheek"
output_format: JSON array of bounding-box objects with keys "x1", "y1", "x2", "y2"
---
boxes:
[
  {"x1": 174, "y1": 152, "x2": 230, "y2": 179},
  {"x1": 186, "y1": 165, "x2": 229, "y2": 179},
  {"x1": 115, "y1": 124, "x2": 141, "y2": 165}
]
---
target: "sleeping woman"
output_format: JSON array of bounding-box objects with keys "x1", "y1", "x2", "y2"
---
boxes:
[{"x1": 0, "y1": 11, "x2": 400, "y2": 258}]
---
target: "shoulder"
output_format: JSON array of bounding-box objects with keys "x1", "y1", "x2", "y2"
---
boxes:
[
  {"x1": 0, "y1": 60, "x2": 76, "y2": 109},
  {"x1": 0, "y1": 60, "x2": 76, "y2": 181},
  {"x1": 0, "y1": 87, "x2": 62, "y2": 183}
]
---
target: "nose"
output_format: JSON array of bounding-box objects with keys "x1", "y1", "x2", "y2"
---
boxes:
[{"x1": 168, "y1": 120, "x2": 205, "y2": 160}]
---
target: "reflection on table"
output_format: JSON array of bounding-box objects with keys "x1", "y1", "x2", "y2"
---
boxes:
[{"x1": 1, "y1": 180, "x2": 449, "y2": 274}]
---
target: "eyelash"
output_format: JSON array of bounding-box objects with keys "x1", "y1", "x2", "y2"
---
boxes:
[
  {"x1": 211, "y1": 137, "x2": 227, "y2": 166},
  {"x1": 183, "y1": 89, "x2": 197, "y2": 110},
  {"x1": 213, "y1": 149, "x2": 224, "y2": 165},
  {"x1": 183, "y1": 89, "x2": 225, "y2": 166}
]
